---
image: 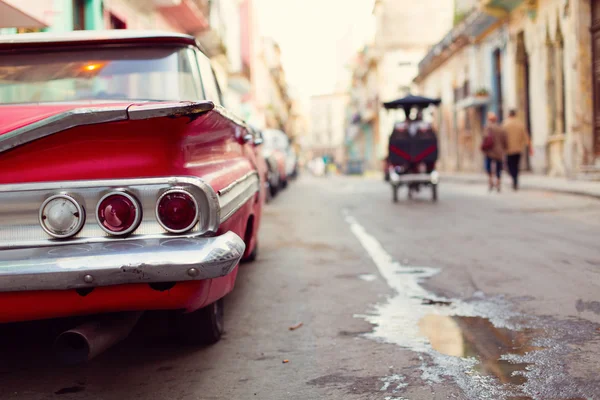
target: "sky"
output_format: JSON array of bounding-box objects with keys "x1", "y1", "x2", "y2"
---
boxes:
[{"x1": 254, "y1": 0, "x2": 375, "y2": 104}]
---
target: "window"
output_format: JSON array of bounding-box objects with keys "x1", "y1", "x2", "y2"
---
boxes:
[
  {"x1": 196, "y1": 51, "x2": 221, "y2": 105},
  {"x1": 73, "y1": 0, "x2": 86, "y2": 30},
  {"x1": 0, "y1": 46, "x2": 203, "y2": 103}
]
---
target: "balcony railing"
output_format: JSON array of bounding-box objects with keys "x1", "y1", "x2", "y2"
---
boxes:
[{"x1": 153, "y1": 0, "x2": 209, "y2": 33}]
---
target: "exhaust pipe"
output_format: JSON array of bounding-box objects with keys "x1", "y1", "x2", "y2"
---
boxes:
[{"x1": 54, "y1": 311, "x2": 143, "y2": 365}]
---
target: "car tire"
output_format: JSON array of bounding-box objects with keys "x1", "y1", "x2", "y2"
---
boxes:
[
  {"x1": 268, "y1": 165, "x2": 279, "y2": 198},
  {"x1": 269, "y1": 180, "x2": 279, "y2": 197},
  {"x1": 173, "y1": 299, "x2": 224, "y2": 346},
  {"x1": 281, "y1": 179, "x2": 288, "y2": 189},
  {"x1": 243, "y1": 240, "x2": 258, "y2": 263}
]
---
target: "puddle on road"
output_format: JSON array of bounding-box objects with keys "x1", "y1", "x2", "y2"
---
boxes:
[
  {"x1": 419, "y1": 314, "x2": 543, "y2": 387},
  {"x1": 343, "y1": 210, "x2": 599, "y2": 400}
]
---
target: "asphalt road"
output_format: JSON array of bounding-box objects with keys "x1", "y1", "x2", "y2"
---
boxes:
[{"x1": 1, "y1": 175, "x2": 600, "y2": 400}]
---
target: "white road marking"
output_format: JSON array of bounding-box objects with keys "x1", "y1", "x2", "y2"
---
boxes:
[
  {"x1": 358, "y1": 273, "x2": 377, "y2": 282},
  {"x1": 343, "y1": 210, "x2": 519, "y2": 399}
]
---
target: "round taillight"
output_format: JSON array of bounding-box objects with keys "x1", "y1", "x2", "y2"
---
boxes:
[
  {"x1": 96, "y1": 192, "x2": 142, "y2": 236},
  {"x1": 39, "y1": 194, "x2": 85, "y2": 239},
  {"x1": 156, "y1": 190, "x2": 198, "y2": 233}
]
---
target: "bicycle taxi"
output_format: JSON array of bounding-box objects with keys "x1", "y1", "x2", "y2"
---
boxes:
[{"x1": 382, "y1": 95, "x2": 441, "y2": 202}]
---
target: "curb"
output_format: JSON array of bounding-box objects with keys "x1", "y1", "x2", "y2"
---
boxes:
[{"x1": 441, "y1": 174, "x2": 600, "y2": 200}]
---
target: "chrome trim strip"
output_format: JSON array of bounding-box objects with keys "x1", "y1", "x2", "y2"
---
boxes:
[
  {"x1": 0, "y1": 231, "x2": 245, "y2": 292},
  {"x1": 127, "y1": 101, "x2": 214, "y2": 120},
  {"x1": 0, "y1": 107, "x2": 128, "y2": 154},
  {"x1": 218, "y1": 171, "x2": 260, "y2": 223}
]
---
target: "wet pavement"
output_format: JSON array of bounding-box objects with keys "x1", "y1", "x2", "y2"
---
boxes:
[{"x1": 0, "y1": 175, "x2": 599, "y2": 399}]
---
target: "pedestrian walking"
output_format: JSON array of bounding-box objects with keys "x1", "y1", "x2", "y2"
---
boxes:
[
  {"x1": 502, "y1": 109, "x2": 531, "y2": 190},
  {"x1": 480, "y1": 112, "x2": 508, "y2": 192}
]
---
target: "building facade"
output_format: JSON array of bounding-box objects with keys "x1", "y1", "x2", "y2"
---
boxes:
[
  {"x1": 0, "y1": 0, "x2": 301, "y2": 140},
  {"x1": 415, "y1": 0, "x2": 598, "y2": 177},
  {"x1": 0, "y1": 0, "x2": 210, "y2": 34},
  {"x1": 345, "y1": 45, "x2": 380, "y2": 169},
  {"x1": 345, "y1": 0, "x2": 455, "y2": 170},
  {"x1": 308, "y1": 93, "x2": 349, "y2": 164}
]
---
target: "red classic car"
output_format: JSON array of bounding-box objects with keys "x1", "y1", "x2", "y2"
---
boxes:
[{"x1": 0, "y1": 31, "x2": 264, "y2": 363}]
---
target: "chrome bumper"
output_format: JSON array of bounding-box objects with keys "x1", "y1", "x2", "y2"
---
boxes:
[{"x1": 0, "y1": 231, "x2": 245, "y2": 292}]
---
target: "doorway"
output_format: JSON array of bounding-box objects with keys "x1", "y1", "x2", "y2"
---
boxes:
[
  {"x1": 493, "y1": 49, "x2": 504, "y2": 122},
  {"x1": 593, "y1": 0, "x2": 600, "y2": 156},
  {"x1": 516, "y1": 31, "x2": 532, "y2": 169}
]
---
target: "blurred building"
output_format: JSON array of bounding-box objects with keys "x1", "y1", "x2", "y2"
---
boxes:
[
  {"x1": 308, "y1": 93, "x2": 349, "y2": 165},
  {"x1": 287, "y1": 98, "x2": 309, "y2": 156},
  {"x1": 0, "y1": 0, "x2": 302, "y2": 142},
  {"x1": 345, "y1": 0, "x2": 455, "y2": 170},
  {"x1": 0, "y1": 0, "x2": 209, "y2": 33},
  {"x1": 345, "y1": 46, "x2": 380, "y2": 169},
  {"x1": 414, "y1": 0, "x2": 598, "y2": 178}
]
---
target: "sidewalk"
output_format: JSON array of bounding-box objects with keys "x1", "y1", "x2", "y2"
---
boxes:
[{"x1": 441, "y1": 172, "x2": 600, "y2": 199}]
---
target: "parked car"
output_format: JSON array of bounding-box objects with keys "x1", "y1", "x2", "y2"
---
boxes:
[
  {"x1": 0, "y1": 30, "x2": 264, "y2": 364},
  {"x1": 248, "y1": 126, "x2": 277, "y2": 201},
  {"x1": 261, "y1": 129, "x2": 289, "y2": 195}
]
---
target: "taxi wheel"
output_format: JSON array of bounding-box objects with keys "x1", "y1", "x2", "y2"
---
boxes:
[{"x1": 174, "y1": 299, "x2": 224, "y2": 346}]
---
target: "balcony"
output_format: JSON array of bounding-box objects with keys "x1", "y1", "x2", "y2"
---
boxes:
[
  {"x1": 153, "y1": 0, "x2": 209, "y2": 34},
  {"x1": 415, "y1": 9, "x2": 498, "y2": 83},
  {"x1": 479, "y1": 0, "x2": 526, "y2": 17},
  {"x1": 455, "y1": 87, "x2": 491, "y2": 109}
]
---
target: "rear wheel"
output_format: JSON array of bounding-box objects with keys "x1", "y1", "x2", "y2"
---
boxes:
[
  {"x1": 392, "y1": 185, "x2": 398, "y2": 203},
  {"x1": 173, "y1": 299, "x2": 224, "y2": 345},
  {"x1": 432, "y1": 184, "x2": 438, "y2": 202},
  {"x1": 244, "y1": 240, "x2": 258, "y2": 262}
]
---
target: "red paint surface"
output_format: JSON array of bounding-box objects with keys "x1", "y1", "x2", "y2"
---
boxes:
[
  {"x1": 0, "y1": 104, "x2": 264, "y2": 323},
  {"x1": 389, "y1": 145, "x2": 411, "y2": 161},
  {"x1": 0, "y1": 280, "x2": 211, "y2": 323},
  {"x1": 0, "y1": 103, "x2": 128, "y2": 136},
  {"x1": 412, "y1": 145, "x2": 437, "y2": 163}
]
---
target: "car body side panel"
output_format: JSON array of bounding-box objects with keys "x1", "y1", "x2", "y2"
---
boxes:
[{"x1": 0, "y1": 280, "x2": 212, "y2": 323}]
